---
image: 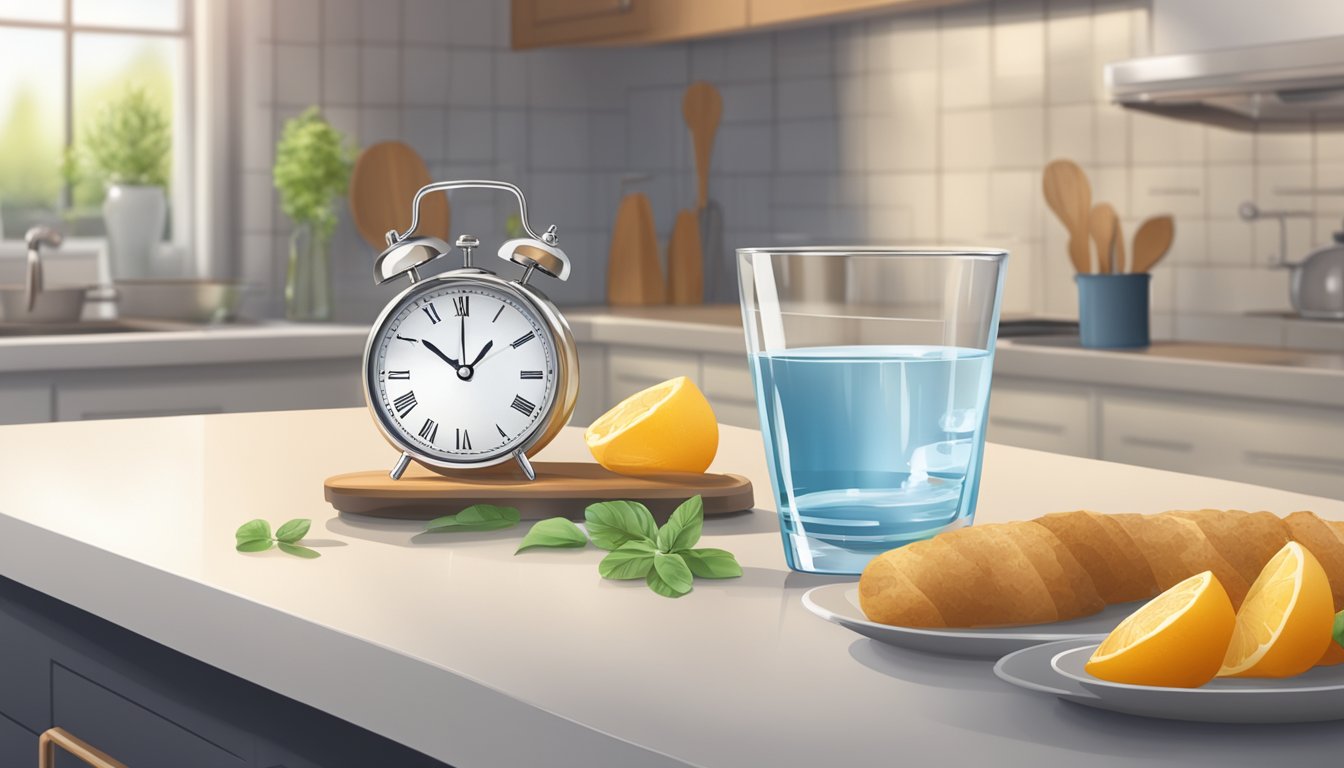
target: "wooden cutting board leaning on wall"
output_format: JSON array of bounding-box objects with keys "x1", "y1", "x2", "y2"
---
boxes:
[{"x1": 349, "y1": 141, "x2": 451, "y2": 248}]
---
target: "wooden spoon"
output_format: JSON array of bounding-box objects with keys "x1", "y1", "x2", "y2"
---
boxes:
[
  {"x1": 1088, "y1": 203, "x2": 1119, "y2": 274},
  {"x1": 682, "y1": 82, "x2": 723, "y2": 210},
  {"x1": 1042, "y1": 159, "x2": 1092, "y2": 273},
  {"x1": 1131, "y1": 215, "x2": 1175, "y2": 273}
]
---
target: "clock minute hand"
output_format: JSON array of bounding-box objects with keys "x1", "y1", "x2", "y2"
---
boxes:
[{"x1": 421, "y1": 339, "x2": 461, "y2": 370}]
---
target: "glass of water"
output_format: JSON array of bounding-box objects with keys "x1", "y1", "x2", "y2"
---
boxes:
[{"x1": 737, "y1": 247, "x2": 1008, "y2": 575}]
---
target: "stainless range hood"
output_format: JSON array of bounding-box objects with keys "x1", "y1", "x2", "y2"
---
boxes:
[{"x1": 1105, "y1": 34, "x2": 1344, "y2": 131}]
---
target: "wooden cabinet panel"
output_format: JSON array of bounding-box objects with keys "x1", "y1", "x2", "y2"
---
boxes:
[
  {"x1": 749, "y1": 0, "x2": 957, "y2": 27},
  {"x1": 512, "y1": 0, "x2": 650, "y2": 49},
  {"x1": 987, "y1": 379, "x2": 1094, "y2": 458}
]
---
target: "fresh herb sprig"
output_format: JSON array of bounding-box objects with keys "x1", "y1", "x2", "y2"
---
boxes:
[
  {"x1": 1333, "y1": 610, "x2": 1344, "y2": 650},
  {"x1": 235, "y1": 518, "x2": 319, "y2": 558},
  {"x1": 519, "y1": 496, "x2": 743, "y2": 598}
]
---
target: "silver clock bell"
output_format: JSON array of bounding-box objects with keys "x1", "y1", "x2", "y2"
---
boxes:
[{"x1": 362, "y1": 180, "x2": 580, "y2": 482}]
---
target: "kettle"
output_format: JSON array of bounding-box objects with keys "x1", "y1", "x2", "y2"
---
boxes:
[{"x1": 1239, "y1": 202, "x2": 1344, "y2": 320}]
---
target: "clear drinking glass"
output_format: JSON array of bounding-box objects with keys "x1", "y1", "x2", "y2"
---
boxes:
[{"x1": 737, "y1": 247, "x2": 1008, "y2": 575}]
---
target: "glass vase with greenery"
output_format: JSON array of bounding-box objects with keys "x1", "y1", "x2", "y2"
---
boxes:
[
  {"x1": 273, "y1": 107, "x2": 354, "y2": 322},
  {"x1": 65, "y1": 86, "x2": 172, "y2": 280}
]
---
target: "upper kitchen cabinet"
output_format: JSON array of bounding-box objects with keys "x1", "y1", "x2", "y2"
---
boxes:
[{"x1": 511, "y1": 0, "x2": 960, "y2": 49}]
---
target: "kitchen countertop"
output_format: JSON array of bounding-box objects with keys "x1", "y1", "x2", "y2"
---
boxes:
[
  {"x1": 565, "y1": 306, "x2": 1344, "y2": 408},
  {"x1": 0, "y1": 321, "x2": 368, "y2": 373},
  {"x1": 3, "y1": 408, "x2": 1344, "y2": 766}
]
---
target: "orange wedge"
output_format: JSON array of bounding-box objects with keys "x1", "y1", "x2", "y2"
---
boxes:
[
  {"x1": 584, "y1": 376, "x2": 718, "y2": 475},
  {"x1": 1219, "y1": 541, "x2": 1333, "y2": 678},
  {"x1": 1085, "y1": 571, "x2": 1235, "y2": 688}
]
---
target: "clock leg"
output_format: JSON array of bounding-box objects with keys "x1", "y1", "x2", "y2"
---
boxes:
[
  {"x1": 390, "y1": 452, "x2": 413, "y2": 480},
  {"x1": 514, "y1": 451, "x2": 536, "y2": 481}
]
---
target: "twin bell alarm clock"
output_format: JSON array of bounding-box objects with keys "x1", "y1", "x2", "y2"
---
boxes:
[{"x1": 362, "y1": 180, "x2": 578, "y2": 482}]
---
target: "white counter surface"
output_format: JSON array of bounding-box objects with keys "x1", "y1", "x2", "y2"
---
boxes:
[
  {"x1": 0, "y1": 321, "x2": 368, "y2": 372},
  {"x1": 3, "y1": 409, "x2": 1344, "y2": 766}
]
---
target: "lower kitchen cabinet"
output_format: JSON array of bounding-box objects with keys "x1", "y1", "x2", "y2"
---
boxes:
[
  {"x1": 576, "y1": 342, "x2": 1344, "y2": 499},
  {"x1": 0, "y1": 576, "x2": 446, "y2": 768},
  {"x1": 986, "y1": 381, "x2": 1094, "y2": 458},
  {"x1": 575, "y1": 343, "x2": 762, "y2": 431},
  {"x1": 0, "y1": 714, "x2": 35, "y2": 763}
]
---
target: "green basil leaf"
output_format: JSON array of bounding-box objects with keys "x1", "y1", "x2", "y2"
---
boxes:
[
  {"x1": 597, "y1": 540, "x2": 657, "y2": 580},
  {"x1": 646, "y1": 553, "x2": 693, "y2": 598},
  {"x1": 516, "y1": 518, "x2": 589, "y2": 554},
  {"x1": 652, "y1": 551, "x2": 694, "y2": 593},
  {"x1": 275, "y1": 518, "x2": 311, "y2": 544},
  {"x1": 425, "y1": 504, "x2": 521, "y2": 532},
  {"x1": 235, "y1": 539, "x2": 274, "y2": 553},
  {"x1": 585, "y1": 500, "x2": 657, "y2": 550},
  {"x1": 235, "y1": 519, "x2": 271, "y2": 545},
  {"x1": 1334, "y1": 610, "x2": 1344, "y2": 649},
  {"x1": 681, "y1": 548, "x2": 743, "y2": 579},
  {"x1": 277, "y1": 542, "x2": 321, "y2": 559},
  {"x1": 656, "y1": 495, "x2": 704, "y2": 553}
]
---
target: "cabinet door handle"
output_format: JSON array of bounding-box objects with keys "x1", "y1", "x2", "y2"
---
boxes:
[{"x1": 38, "y1": 728, "x2": 128, "y2": 768}]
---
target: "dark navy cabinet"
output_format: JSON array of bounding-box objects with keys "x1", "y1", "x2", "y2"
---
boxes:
[{"x1": 0, "y1": 576, "x2": 448, "y2": 768}]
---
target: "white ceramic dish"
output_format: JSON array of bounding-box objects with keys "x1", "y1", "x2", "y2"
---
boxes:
[
  {"x1": 996, "y1": 638, "x2": 1344, "y2": 723},
  {"x1": 802, "y1": 583, "x2": 1122, "y2": 659}
]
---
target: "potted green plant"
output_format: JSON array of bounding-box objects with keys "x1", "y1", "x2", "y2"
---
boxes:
[
  {"x1": 273, "y1": 107, "x2": 354, "y2": 322},
  {"x1": 66, "y1": 86, "x2": 171, "y2": 281}
]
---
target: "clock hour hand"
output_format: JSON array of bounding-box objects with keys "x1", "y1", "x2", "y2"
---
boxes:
[
  {"x1": 467, "y1": 339, "x2": 494, "y2": 368},
  {"x1": 421, "y1": 339, "x2": 461, "y2": 370}
]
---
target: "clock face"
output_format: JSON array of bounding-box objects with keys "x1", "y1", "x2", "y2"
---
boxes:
[{"x1": 368, "y1": 280, "x2": 557, "y2": 464}]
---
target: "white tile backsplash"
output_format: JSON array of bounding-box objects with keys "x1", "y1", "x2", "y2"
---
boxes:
[
  {"x1": 359, "y1": 46, "x2": 399, "y2": 106},
  {"x1": 235, "y1": 0, "x2": 1344, "y2": 325},
  {"x1": 275, "y1": 45, "x2": 320, "y2": 106},
  {"x1": 401, "y1": 46, "x2": 451, "y2": 106}
]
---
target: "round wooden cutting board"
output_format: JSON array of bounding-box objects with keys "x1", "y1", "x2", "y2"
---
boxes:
[
  {"x1": 324, "y1": 461, "x2": 754, "y2": 521},
  {"x1": 348, "y1": 141, "x2": 450, "y2": 248}
]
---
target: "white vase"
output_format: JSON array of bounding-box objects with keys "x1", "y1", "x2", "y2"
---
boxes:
[{"x1": 103, "y1": 184, "x2": 167, "y2": 281}]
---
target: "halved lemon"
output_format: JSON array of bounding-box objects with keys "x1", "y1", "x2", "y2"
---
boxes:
[
  {"x1": 584, "y1": 376, "x2": 718, "y2": 475},
  {"x1": 1085, "y1": 570, "x2": 1235, "y2": 688},
  {"x1": 1219, "y1": 541, "x2": 1334, "y2": 678}
]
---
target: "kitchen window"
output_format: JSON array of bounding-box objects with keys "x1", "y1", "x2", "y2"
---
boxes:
[{"x1": 0, "y1": 0, "x2": 192, "y2": 249}]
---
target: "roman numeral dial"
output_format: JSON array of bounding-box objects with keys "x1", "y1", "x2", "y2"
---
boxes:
[{"x1": 373, "y1": 284, "x2": 558, "y2": 465}]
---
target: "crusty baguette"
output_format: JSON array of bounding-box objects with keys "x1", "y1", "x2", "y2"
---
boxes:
[{"x1": 858, "y1": 509, "x2": 1344, "y2": 629}]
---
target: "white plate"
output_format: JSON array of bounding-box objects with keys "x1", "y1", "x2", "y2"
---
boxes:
[
  {"x1": 802, "y1": 583, "x2": 1123, "y2": 659},
  {"x1": 996, "y1": 639, "x2": 1344, "y2": 723}
]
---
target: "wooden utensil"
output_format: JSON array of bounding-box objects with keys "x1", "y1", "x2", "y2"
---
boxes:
[
  {"x1": 324, "y1": 462, "x2": 753, "y2": 521},
  {"x1": 1042, "y1": 159, "x2": 1093, "y2": 273},
  {"x1": 606, "y1": 192, "x2": 665, "y2": 305},
  {"x1": 1131, "y1": 215, "x2": 1175, "y2": 273},
  {"x1": 1113, "y1": 217, "x2": 1127, "y2": 274},
  {"x1": 1088, "y1": 203, "x2": 1119, "y2": 275},
  {"x1": 682, "y1": 81, "x2": 722, "y2": 210},
  {"x1": 667, "y1": 209, "x2": 703, "y2": 304},
  {"x1": 349, "y1": 141, "x2": 450, "y2": 249}
]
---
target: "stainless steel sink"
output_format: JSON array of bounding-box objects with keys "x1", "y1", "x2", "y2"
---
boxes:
[{"x1": 0, "y1": 320, "x2": 214, "y2": 337}]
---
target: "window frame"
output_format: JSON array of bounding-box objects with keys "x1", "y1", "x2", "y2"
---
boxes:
[{"x1": 0, "y1": 0, "x2": 202, "y2": 269}]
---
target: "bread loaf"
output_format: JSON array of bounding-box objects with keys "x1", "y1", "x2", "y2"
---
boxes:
[{"x1": 858, "y1": 509, "x2": 1344, "y2": 629}]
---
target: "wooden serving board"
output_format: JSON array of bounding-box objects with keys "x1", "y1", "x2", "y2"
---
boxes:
[{"x1": 324, "y1": 461, "x2": 754, "y2": 521}]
